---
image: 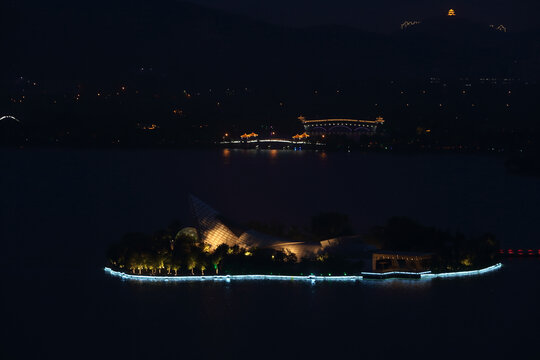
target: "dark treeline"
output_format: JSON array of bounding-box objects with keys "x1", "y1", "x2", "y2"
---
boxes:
[
  {"x1": 247, "y1": 211, "x2": 354, "y2": 242},
  {"x1": 364, "y1": 217, "x2": 500, "y2": 272}
]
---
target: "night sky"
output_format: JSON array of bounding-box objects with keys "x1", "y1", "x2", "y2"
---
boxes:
[
  {"x1": 3, "y1": 0, "x2": 539, "y2": 34},
  {"x1": 187, "y1": 0, "x2": 540, "y2": 33}
]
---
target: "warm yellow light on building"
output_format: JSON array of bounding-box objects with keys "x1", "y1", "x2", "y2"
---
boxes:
[
  {"x1": 292, "y1": 132, "x2": 310, "y2": 139},
  {"x1": 448, "y1": 9, "x2": 456, "y2": 16},
  {"x1": 240, "y1": 132, "x2": 259, "y2": 139}
]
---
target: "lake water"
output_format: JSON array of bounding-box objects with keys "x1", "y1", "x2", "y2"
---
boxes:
[{"x1": 1, "y1": 148, "x2": 539, "y2": 358}]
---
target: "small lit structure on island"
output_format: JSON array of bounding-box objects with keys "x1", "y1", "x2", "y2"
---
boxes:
[
  {"x1": 448, "y1": 9, "x2": 456, "y2": 16},
  {"x1": 372, "y1": 251, "x2": 433, "y2": 272}
]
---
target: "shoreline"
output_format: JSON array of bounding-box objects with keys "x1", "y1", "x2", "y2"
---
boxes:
[
  {"x1": 0, "y1": 144, "x2": 517, "y2": 157},
  {"x1": 104, "y1": 263, "x2": 502, "y2": 282}
]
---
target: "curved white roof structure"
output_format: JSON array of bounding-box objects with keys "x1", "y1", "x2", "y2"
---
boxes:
[{"x1": 189, "y1": 195, "x2": 325, "y2": 259}]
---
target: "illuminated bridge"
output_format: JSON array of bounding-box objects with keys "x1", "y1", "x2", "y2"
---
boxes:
[
  {"x1": 219, "y1": 138, "x2": 325, "y2": 148},
  {"x1": 220, "y1": 138, "x2": 322, "y2": 145},
  {"x1": 221, "y1": 138, "x2": 304, "y2": 145},
  {"x1": 300, "y1": 117, "x2": 384, "y2": 136}
]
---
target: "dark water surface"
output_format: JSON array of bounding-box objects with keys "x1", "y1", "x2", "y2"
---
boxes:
[{"x1": 1, "y1": 149, "x2": 539, "y2": 359}]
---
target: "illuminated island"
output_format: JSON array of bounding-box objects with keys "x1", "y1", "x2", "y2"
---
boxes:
[{"x1": 105, "y1": 196, "x2": 501, "y2": 281}]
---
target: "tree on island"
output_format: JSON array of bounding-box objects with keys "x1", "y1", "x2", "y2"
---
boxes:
[
  {"x1": 311, "y1": 212, "x2": 354, "y2": 240},
  {"x1": 187, "y1": 254, "x2": 197, "y2": 275},
  {"x1": 364, "y1": 216, "x2": 500, "y2": 271},
  {"x1": 212, "y1": 244, "x2": 229, "y2": 274}
]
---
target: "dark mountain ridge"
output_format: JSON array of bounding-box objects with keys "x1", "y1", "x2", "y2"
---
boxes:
[{"x1": 5, "y1": 0, "x2": 540, "y2": 90}]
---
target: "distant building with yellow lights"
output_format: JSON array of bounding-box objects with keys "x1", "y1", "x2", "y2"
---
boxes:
[
  {"x1": 448, "y1": 9, "x2": 456, "y2": 16},
  {"x1": 300, "y1": 117, "x2": 384, "y2": 137}
]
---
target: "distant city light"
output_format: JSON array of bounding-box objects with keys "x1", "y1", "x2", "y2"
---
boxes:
[
  {"x1": 490, "y1": 24, "x2": 507, "y2": 32},
  {"x1": 0, "y1": 115, "x2": 20, "y2": 122},
  {"x1": 400, "y1": 20, "x2": 421, "y2": 30}
]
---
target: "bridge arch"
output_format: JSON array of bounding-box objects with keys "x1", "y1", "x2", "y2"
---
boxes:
[
  {"x1": 309, "y1": 126, "x2": 327, "y2": 132},
  {"x1": 353, "y1": 126, "x2": 372, "y2": 133},
  {"x1": 328, "y1": 125, "x2": 353, "y2": 132}
]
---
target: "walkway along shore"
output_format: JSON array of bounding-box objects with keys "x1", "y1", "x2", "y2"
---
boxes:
[{"x1": 104, "y1": 263, "x2": 502, "y2": 282}]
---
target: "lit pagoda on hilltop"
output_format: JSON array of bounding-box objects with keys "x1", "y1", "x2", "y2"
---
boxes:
[{"x1": 448, "y1": 9, "x2": 456, "y2": 16}]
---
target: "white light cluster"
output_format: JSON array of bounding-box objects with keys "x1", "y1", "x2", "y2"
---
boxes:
[
  {"x1": 362, "y1": 271, "x2": 431, "y2": 277},
  {"x1": 105, "y1": 263, "x2": 502, "y2": 283},
  {"x1": 0, "y1": 115, "x2": 20, "y2": 122}
]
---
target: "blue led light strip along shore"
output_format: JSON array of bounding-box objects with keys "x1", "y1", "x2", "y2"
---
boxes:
[
  {"x1": 104, "y1": 268, "x2": 360, "y2": 282},
  {"x1": 420, "y1": 263, "x2": 502, "y2": 279},
  {"x1": 104, "y1": 263, "x2": 502, "y2": 282}
]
